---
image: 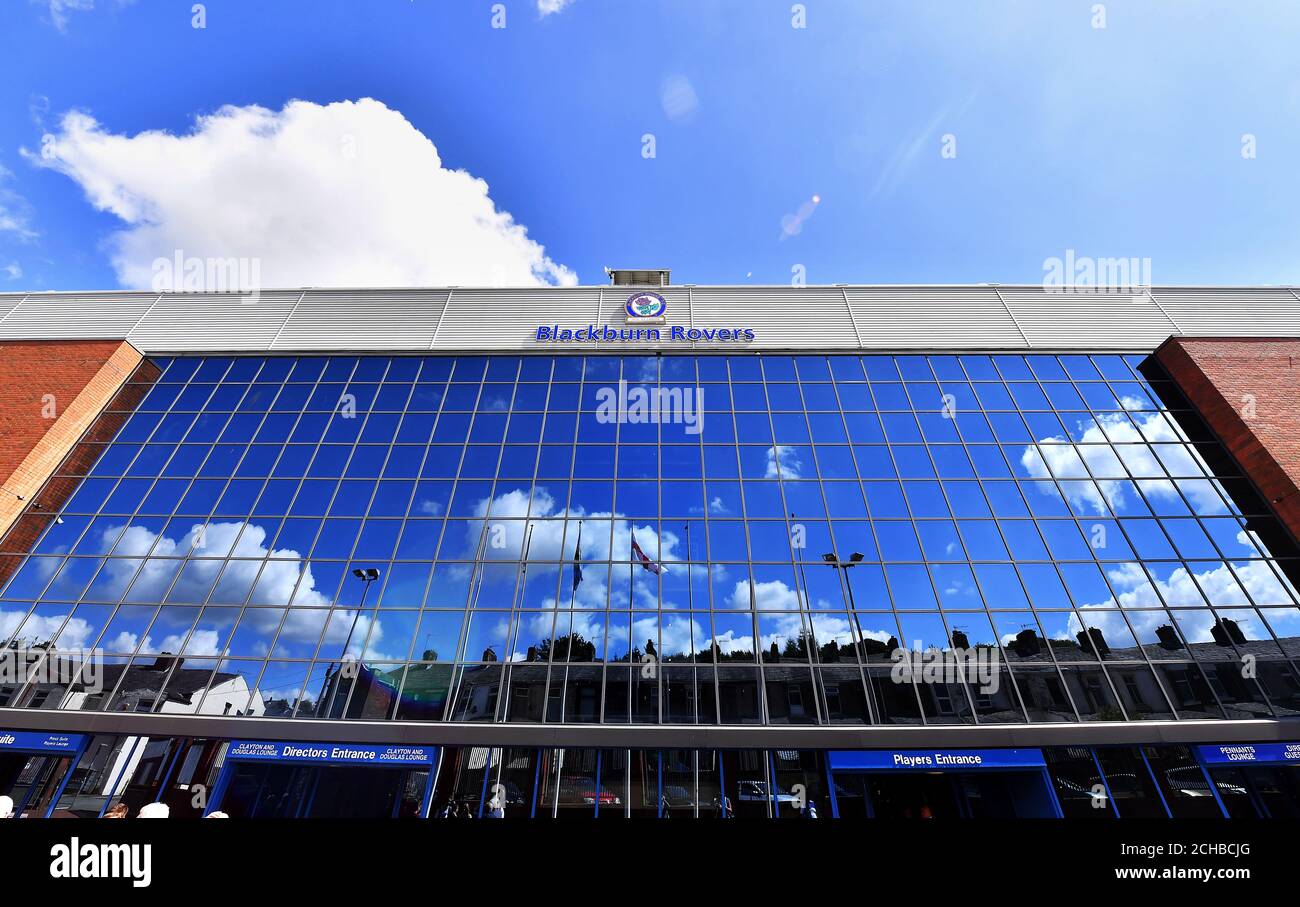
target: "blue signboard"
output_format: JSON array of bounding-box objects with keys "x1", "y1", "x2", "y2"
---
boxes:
[
  {"x1": 225, "y1": 740, "x2": 436, "y2": 766},
  {"x1": 829, "y1": 748, "x2": 1045, "y2": 772},
  {"x1": 0, "y1": 730, "x2": 87, "y2": 754},
  {"x1": 1197, "y1": 742, "x2": 1300, "y2": 766}
]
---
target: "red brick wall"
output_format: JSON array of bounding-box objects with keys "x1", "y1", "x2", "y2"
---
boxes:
[
  {"x1": 0, "y1": 339, "x2": 149, "y2": 582},
  {"x1": 0, "y1": 340, "x2": 127, "y2": 478},
  {"x1": 1155, "y1": 337, "x2": 1300, "y2": 542}
]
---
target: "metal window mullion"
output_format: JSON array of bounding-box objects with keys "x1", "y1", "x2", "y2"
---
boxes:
[
  {"x1": 904, "y1": 358, "x2": 1032, "y2": 725},
  {"x1": 984, "y1": 355, "x2": 1121, "y2": 720},
  {"x1": 358, "y1": 365, "x2": 442, "y2": 718},
  {"x1": 815, "y1": 366, "x2": 891, "y2": 722},
  {"x1": 1068, "y1": 368, "x2": 1241, "y2": 711},
  {"x1": 946, "y1": 354, "x2": 1083, "y2": 722},
  {"x1": 1140, "y1": 356, "x2": 1300, "y2": 680},
  {"x1": 559, "y1": 357, "x2": 589, "y2": 723},
  {"x1": 860, "y1": 372, "x2": 940, "y2": 725},
  {"x1": 694, "y1": 358, "x2": 721, "y2": 724},
  {"x1": 1017, "y1": 356, "x2": 1177, "y2": 720},
  {"x1": 386, "y1": 357, "x2": 457, "y2": 719},
  {"x1": 676, "y1": 357, "x2": 703, "y2": 725},
  {"x1": 653, "y1": 355, "x2": 664, "y2": 725},
  {"x1": 225, "y1": 356, "x2": 335, "y2": 716},
  {"x1": 436, "y1": 367, "x2": 494, "y2": 720},
  {"x1": 385, "y1": 356, "x2": 456, "y2": 721},
  {"x1": 1123, "y1": 433, "x2": 1298, "y2": 701},
  {"x1": 470, "y1": 360, "x2": 524, "y2": 722},
  {"x1": 163, "y1": 358, "x2": 298, "y2": 714},
  {"x1": 277, "y1": 357, "x2": 370, "y2": 715},
  {"x1": 918, "y1": 358, "x2": 1032, "y2": 725},
  {"x1": 28, "y1": 357, "x2": 233, "y2": 707},
  {"x1": 38, "y1": 360, "x2": 222, "y2": 706},
  {"x1": 607, "y1": 355, "x2": 631, "y2": 725},
  {"x1": 1102, "y1": 465, "x2": 1274, "y2": 712},
  {"x1": 486, "y1": 358, "x2": 535, "y2": 723},
  {"x1": 877, "y1": 376, "x2": 981, "y2": 724},
  {"x1": 723, "y1": 357, "x2": 768, "y2": 726},
  {"x1": 531, "y1": 356, "x2": 566, "y2": 724},
  {"x1": 780, "y1": 356, "x2": 841, "y2": 725},
  {"x1": 315, "y1": 357, "x2": 396, "y2": 720}
]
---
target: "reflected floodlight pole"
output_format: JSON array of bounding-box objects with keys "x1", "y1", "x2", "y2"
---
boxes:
[
  {"x1": 821, "y1": 550, "x2": 869, "y2": 689},
  {"x1": 325, "y1": 567, "x2": 381, "y2": 718},
  {"x1": 821, "y1": 550, "x2": 863, "y2": 649}
]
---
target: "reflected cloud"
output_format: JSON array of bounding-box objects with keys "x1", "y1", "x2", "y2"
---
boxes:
[{"x1": 1021, "y1": 406, "x2": 1223, "y2": 514}]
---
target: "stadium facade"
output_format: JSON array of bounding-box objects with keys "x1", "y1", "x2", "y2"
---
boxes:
[{"x1": 1, "y1": 278, "x2": 1299, "y2": 818}]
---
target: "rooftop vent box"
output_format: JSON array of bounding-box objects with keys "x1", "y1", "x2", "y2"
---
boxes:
[{"x1": 606, "y1": 267, "x2": 670, "y2": 287}]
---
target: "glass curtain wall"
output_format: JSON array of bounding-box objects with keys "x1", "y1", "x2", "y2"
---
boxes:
[{"x1": 0, "y1": 352, "x2": 1298, "y2": 726}]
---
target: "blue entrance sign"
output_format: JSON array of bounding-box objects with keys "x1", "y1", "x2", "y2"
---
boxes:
[
  {"x1": 829, "y1": 748, "x2": 1046, "y2": 772},
  {"x1": 1197, "y1": 742, "x2": 1300, "y2": 766},
  {"x1": 0, "y1": 730, "x2": 87, "y2": 754},
  {"x1": 225, "y1": 740, "x2": 436, "y2": 766}
]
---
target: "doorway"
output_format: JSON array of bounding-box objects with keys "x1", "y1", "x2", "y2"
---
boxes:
[
  {"x1": 217, "y1": 761, "x2": 429, "y2": 818},
  {"x1": 850, "y1": 770, "x2": 1057, "y2": 818},
  {"x1": 0, "y1": 751, "x2": 77, "y2": 818}
]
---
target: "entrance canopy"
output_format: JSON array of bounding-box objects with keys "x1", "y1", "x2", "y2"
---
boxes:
[{"x1": 829, "y1": 748, "x2": 1046, "y2": 772}]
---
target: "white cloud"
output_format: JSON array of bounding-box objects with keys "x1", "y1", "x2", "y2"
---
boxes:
[
  {"x1": 1067, "y1": 557, "x2": 1300, "y2": 648},
  {"x1": 537, "y1": 0, "x2": 575, "y2": 16},
  {"x1": 0, "y1": 164, "x2": 36, "y2": 240},
  {"x1": 766, "y1": 445, "x2": 802, "y2": 479},
  {"x1": 65, "y1": 520, "x2": 402, "y2": 660},
  {"x1": 1020, "y1": 408, "x2": 1224, "y2": 515},
  {"x1": 3, "y1": 263, "x2": 21, "y2": 280},
  {"x1": 460, "y1": 485, "x2": 687, "y2": 623},
  {"x1": 39, "y1": 0, "x2": 93, "y2": 31},
  {"x1": 660, "y1": 75, "x2": 700, "y2": 123},
  {"x1": 27, "y1": 98, "x2": 577, "y2": 289}
]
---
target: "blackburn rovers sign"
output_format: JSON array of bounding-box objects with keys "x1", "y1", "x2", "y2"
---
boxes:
[{"x1": 535, "y1": 291, "x2": 756, "y2": 344}]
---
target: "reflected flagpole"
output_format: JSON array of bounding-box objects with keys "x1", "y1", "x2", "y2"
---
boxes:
[
  {"x1": 570, "y1": 521, "x2": 583, "y2": 605},
  {"x1": 684, "y1": 522, "x2": 693, "y2": 612}
]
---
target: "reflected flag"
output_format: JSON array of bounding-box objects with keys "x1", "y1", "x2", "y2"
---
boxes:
[
  {"x1": 572, "y1": 523, "x2": 583, "y2": 592},
  {"x1": 630, "y1": 537, "x2": 664, "y2": 575}
]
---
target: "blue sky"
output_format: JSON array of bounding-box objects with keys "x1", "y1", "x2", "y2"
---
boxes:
[{"x1": 1, "y1": 0, "x2": 1298, "y2": 290}]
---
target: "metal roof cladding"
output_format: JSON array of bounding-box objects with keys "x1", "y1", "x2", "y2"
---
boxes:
[{"x1": 0, "y1": 285, "x2": 1297, "y2": 353}]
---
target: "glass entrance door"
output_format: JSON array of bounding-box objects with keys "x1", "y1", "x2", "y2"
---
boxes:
[
  {"x1": 219, "y1": 762, "x2": 427, "y2": 818},
  {"x1": 0, "y1": 751, "x2": 75, "y2": 817}
]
